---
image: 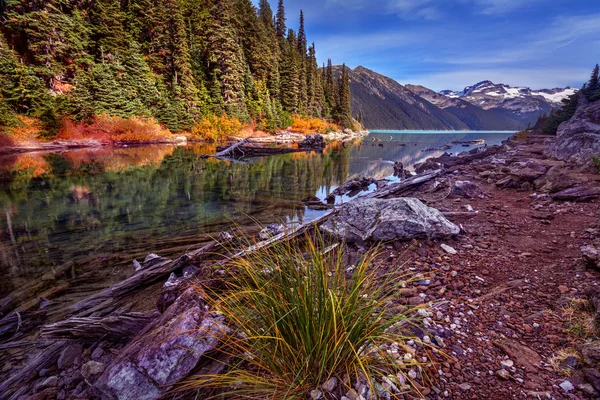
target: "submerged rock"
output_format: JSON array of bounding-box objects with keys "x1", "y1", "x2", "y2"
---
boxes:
[{"x1": 321, "y1": 197, "x2": 459, "y2": 244}]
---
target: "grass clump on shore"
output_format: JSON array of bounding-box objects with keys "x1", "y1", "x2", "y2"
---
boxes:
[{"x1": 186, "y1": 233, "x2": 433, "y2": 399}]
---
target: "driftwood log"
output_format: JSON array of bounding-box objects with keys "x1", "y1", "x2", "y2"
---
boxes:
[
  {"x1": 370, "y1": 170, "x2": 443, "y2": 199},
  {"x1": 0, "y1": 341, "x2": 67, "y2": 399},
  {"x1": 71, "y1": 239, "x2": 229, "y2": 317},
  {"x1": 215, "y1": 144, "x2": 311, "y2": 158},
  {"x1": 207, "y1": 137, "x2": 252, "y2": 159},
  {"x1": 40, "y1": 312, "x2": 160, "y2": 342}
]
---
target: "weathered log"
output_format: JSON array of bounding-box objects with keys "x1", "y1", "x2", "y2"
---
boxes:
[
  {"x1": 370, "y1": 170, "x2": 443, "y2": 199},
  {"x1": 552, "y1": 184, "x2": 600, "y2": 202},
  {"x1": 71, "y1": 238, "x2": 230, "y2": 317},
  {"x1": 214, "y1": 145, "x2": 310, "y2": 158},
  {"x1": 209, "y1": 137, "x2": 252, "y2": 159},
  {"x1": 213, "y1": 211, "x2": 335, "y2": 268},
  {"x1": 40, "y1": 312, "x2": 159, "y2": 342},
  {"x1": 0, "y1": 262, "x2": 73, "y2": 317},
  {"x1": 0, "y1": 311, "x2": 46, "y2": 342},
  {"x1": 0, "y1": 340, "x2": 37, "y2": 351}
]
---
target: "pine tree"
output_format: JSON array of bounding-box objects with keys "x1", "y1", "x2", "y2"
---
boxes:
[
  {"x1": 279, "y1": 40, "x2": 299, "y2": 113},
  {"x1": 297, "y1": 10, "x2": 307, "y2": 58},
  {"x1": 89, "y1": 0, "x2": 132, "y2": 58},
  {"x1": 275, "y1": 0, "x2": 286, "y2": 39},
  {"x1": 336, "y1": 64, "x2": 353, "y2": 129},
  {"x1": 206, "y1": 0, "x2": 249, "y2": 120},
  {"x1": 589, "y1": 64, "x2": 599, "y2": 92},
  {"x1": 324, "y1": 59, "x2": 336, "y2": 114},
  {"x1": 258, "y1": 0, "x2": 274, "y2": 29}
]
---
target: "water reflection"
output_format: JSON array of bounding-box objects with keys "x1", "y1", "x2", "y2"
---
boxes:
[{"x1": 0, "y1": 131, "x2": 514, "y2": 297}]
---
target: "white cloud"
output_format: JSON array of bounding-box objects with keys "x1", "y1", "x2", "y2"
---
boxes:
[{"x1": 426, "y1": 13, "x2": 600, "y2": 66}]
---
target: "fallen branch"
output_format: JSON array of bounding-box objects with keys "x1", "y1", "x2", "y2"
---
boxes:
[
  {"x1": 213, "y1": 211, "x2": 335, "y2": 268},
  {"x1": 370, "y1": 170, "x2": 443, "y2": 199},
  {"x1": 71, "y1": 238, "x2": 230, "y2": 317},
  {"x1": 40, "y1": 312, "x2": 159, "y2": 342},
  {"x1": 208, "y1": 137, "x2": 253, "y2": 159}
]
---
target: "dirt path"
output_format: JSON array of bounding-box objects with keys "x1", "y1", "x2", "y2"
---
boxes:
[{"x1": 380, "y1": 139, "x2": 600, "y2": 399}]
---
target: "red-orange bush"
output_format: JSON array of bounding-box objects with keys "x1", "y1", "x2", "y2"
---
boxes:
[{"x1": 58, "y1": 116, "x2": 175, "y2": 143}]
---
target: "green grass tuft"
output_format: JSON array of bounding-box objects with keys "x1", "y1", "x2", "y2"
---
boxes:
[{"x1": 183, "y1": 232, "x2": 436, "y2": 399}]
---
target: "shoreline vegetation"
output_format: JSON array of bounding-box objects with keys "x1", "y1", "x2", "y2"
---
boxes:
[
  {"x1": 0, "y1": 114, "x2": 368, "y2": 156},
  {"x1": 0, "y1": 0, "x2": 359, "y2": 158}
]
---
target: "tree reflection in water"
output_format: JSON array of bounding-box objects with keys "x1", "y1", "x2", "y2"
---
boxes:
[{"x1": 0, "y1": 143, "x2": 351, "y2": 297}]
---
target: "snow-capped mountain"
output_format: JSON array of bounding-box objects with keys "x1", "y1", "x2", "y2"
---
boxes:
[{"x1": 439, "y1": 81, "x2": 577, "y2": 123}]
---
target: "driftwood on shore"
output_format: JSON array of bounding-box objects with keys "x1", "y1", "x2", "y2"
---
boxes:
[
  {"x1": 71, "y1": 239, "x2": 230, "y2": 317},
  {"x1": 370, "y1": 170, "x2": 444, "y2": 199},
  {"x1": 40, "y1": 312, "x2": 159, "y2": 342}
]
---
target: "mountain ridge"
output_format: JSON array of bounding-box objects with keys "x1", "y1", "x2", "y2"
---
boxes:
[{"x1": 345, "y1": 66, "x2": 575, "y2": 130}]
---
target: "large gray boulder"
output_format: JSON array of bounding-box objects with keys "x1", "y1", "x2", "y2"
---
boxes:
[
  {"x1": 321, "y1": 197, "x2": 459, "y2": 244},
  {"x1": 94, "y1": 288, "x2": 226, "y2": 400},
  {"x1": 546, "y1": 100, "x2": 600, "y2": 171}
]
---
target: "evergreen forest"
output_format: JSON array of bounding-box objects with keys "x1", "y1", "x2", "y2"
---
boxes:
[
  {"x1": 0, "y1": 0, "x2": 354, "y2": 138},
  {"x1": 532, "y1": 63, "x2": 600, "y2": 134}
]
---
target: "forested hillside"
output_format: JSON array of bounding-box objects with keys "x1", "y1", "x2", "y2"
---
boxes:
[
  {"x1": 532, "y1": 64, "x2": 600, "y2": 134},
  {"x1": 0, "y1": 0, "x2": 353, "y2": 138}
]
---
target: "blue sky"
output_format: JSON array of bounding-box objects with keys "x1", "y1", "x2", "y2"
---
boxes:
[{"x1": 253, "y1": 0, "x2": 600, "y2": 91}]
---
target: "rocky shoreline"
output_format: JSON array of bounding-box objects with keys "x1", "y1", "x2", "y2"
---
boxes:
[
  {"x1": 0, "y1": 129, "x2": 369, "y2": 157},
  {"x1": 1, "y1": 107, "x2": 600, "y2": 399}
]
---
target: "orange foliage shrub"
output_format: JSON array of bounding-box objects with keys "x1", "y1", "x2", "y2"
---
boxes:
[
  {"x1": 290, "y1": 115, "x2": 339, "y2": 134},
  {"x1": 58, "y1": 116, "x2": 175, "y2": 143},
  {"x1": 191, "y1": 115, "x2": 244, "y2": 142},
  {"x1": 7, "y1": 116, "x2": 43, "y2": 143}
]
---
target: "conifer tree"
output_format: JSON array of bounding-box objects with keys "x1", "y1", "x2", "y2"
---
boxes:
[
  {"x1": 275, "y1": 0, "x2": 287, "y2": 39},
  {"x1": 297, "y1": 10, "x2": 307, "y2": 57},
  {"x1": 206, "y1": 0, "x2": 249, "y2": 120},
  {"x1": 256, "y1": 0, "x2": 281, "y2": 100},
  {"x1": 336, "y1": 64, "x2": 353, "y2": 129},
  {"x1": 589, "y1": 64, "x2": 599, "y2": 93},
  {"x1": 258, "y1": 0, "x2": 274, "y2": 28},
  {"x1": 280, "y1": 40, "x2": 299, "y2": 113},
  {"x1": 324, "y1": 59, "x2": 336, "y2": 113}
]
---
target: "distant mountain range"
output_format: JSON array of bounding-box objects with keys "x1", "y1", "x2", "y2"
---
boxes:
[{"x1": 342, "y1": 66, "x2": 577, "y2": 130}]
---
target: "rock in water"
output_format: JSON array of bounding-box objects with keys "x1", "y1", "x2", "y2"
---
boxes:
[
  {"x1": 546, "y1": 99, "x2": 600, "y2": 171},
  {"x1": 299, "y1": 134, "x2": 326, "y2": 149},
  {"x1": 321, "y1": 197, "x2": 459, "y2": 244}
]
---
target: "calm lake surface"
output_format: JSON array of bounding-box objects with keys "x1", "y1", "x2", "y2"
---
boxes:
[{"x1": 0, "y1": 130, "x2": 514, "y2": 298}]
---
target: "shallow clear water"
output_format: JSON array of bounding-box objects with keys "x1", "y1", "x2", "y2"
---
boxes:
[{"x1": 0, "y1": 131, "x2": 514, "y2": 297}]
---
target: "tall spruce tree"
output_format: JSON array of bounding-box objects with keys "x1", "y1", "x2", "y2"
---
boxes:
[
  {"x1": 206, "y1": 0, "x2": 249, "y2": 120},
  {"x1": 589, "y1": 64, "x2": 599, "y2": 92},
  {"x1": 336, "y1": 64, "x2": 353, "y2": 129},
  {"x1": 275, "y1": 0, "x2": 287, "y2": 39},
  {"x1": 297, "y1": 10, "x2": 307, "y2": 57}
]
